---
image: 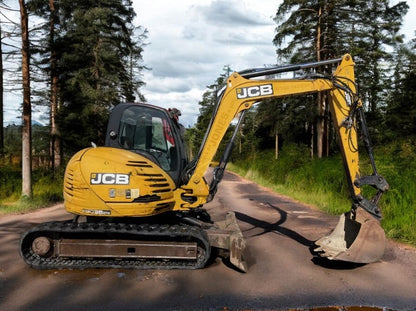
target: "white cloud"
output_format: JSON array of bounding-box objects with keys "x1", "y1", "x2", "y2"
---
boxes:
[
  {"x1": 196, "y1": 0, "x2": 272, "y2": 26},
  {"x1": 133, "y1": 0, "x2": 278, "y2": 127}
]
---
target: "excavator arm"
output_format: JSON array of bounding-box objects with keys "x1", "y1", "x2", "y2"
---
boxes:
[
  {"x1": 177, "y1": 55, "x2": 387, "y2": 211},
  {"x1": 176, "y1": 54, "x2": 388, "y2": 263}
]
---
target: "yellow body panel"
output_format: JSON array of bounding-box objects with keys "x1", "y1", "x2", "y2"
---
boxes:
[{"x1": 64, "y1": 147, "x2": 177, "y2": 217}]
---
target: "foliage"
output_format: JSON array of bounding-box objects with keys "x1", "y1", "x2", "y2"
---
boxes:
[
  {"x1": 55, "y1": 0, "x2": 146, "y2": 152},
  {"x1": 385, "y1": 40, "x2": 416, "y2": 139},
  {"x1": 3, "y1": 123, "x2": 52, "y2": 160},
  {"x1": 254, "y1": 96, "x2": 316, "y2": 151},
  {"x1": 373, "y1": 139, "x2": 416, "y2": 245},
  {"x1": 22, "y1": 0, "x2": 147, "y2": 155},
  {"x1": 3, "y1": 124, "x2": 21, "y2": 156},
  {"x1": 273, "y1": 0, "x2": 341, "y2": 157},
  {"x1": 184, "y1": 126, "x2": 197, "y2": 160},
  {"x1": 0, "y1": 166, "x2": 64, "y2": 213},
  {"x1": 272, "y1": 0, "x2": 409, "y2": 144},
  {"x1": 347, "y1": 0, "x2": 409, "y2": 116},
  {"x1": 236, "y1": 108, "x2": 257, "y2": 158},
  {"x1": 0, "y1": 165, "x2": 21, "y2": 201},
  {"x1": 274, "y1": 0, "x2": 340, "y2": 62}
]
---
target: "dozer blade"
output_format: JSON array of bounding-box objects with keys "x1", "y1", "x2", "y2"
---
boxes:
[
  {"x1": 206, "y1": 211, "x2": 248, "y2": 272},
  {"x1": 314, "y1": 207, "x2": 386, "y2": 263}
]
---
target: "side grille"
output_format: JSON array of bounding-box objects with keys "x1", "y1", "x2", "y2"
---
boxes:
[
  {"x1": 132, "y1": 195, "x2": 161, "y2": 203},
  {"x1": 126, "y1": 160, "x2": 152, "y2": 168},
  {"x1": 64, "y1": 168, "x2": 75, "y2": 197},
  {"x1": 64, "y1": 167, "x2": 88, "y2": 198},
  {"x1": 126, "y1": 160, "x2": 173, "y2": 195}
]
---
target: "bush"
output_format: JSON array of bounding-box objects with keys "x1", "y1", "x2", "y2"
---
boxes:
[
  {"x1": 0, "y1": 167, "x2": 64, "y2": 213},
  {"x1": 0, "y1": 165, "x2": 21, "y2": 201}
]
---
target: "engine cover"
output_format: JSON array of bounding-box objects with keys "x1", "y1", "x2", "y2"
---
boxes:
[{"x1": 64, "y1": 147, "x2": 177, "y2": 217}]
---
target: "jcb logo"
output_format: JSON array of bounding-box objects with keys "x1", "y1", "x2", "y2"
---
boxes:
[
  {"x1": 90, "y1": 173, "x2": 130, "y2": 185},
  {"x1": 236, "y1": 84, "x2": 273, "y2": 99}
]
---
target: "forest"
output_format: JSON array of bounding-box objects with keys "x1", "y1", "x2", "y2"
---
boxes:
[{"x1": 0, "y1": 1, "x2": 415, "y2": 244}]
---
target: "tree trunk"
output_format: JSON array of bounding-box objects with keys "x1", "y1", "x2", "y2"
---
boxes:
[
  {"x1": 49, "y1": 0, "x2": 61, "y2": 171},
  {"x1": 325, "y1": 94, "x2": 330, "y2": 157},
  {"x1": 20, "y1": 0, "x2": 32, "y2": 198},
  {"x1": 0, "y1": 23, "x2": 4, "y2": 157},
  {"x1": 275, "y1": 128, "x2": 278, "y2": 160},
  {"x1": 315, "y1": 5, "x2": 324, "y2": 159},
  {"x1": 310, "y1": 123, "x2": 314, "y2": 159},
  {"x1": 316, "y1": 92, "x2": 325, "y2": 158}
]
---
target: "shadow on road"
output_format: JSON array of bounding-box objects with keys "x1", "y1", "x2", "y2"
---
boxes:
[
  {"x1": 234, "y1": 206, "x2": 313, "y2": 247},
  {"x1": 234, "y1": 203, "x2": 365, "y2": 270}
]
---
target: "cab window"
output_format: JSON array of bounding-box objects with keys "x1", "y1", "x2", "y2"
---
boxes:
[{"x1": 118, "y1": 106, "x2": 177, "y2": 171}]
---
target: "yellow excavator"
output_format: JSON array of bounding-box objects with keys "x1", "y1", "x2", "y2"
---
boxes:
[{"x1": 21, "y1": 54, "x2": 389, "y2": 272}]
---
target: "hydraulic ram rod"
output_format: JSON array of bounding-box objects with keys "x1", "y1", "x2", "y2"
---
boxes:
[{"x1": 239, "y1": 57, "x2": 343, "y2": 79}]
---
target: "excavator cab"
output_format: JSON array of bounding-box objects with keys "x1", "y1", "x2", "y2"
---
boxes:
[{"x1": 105, "y1": 103, "x2": 187, "y2": 186}]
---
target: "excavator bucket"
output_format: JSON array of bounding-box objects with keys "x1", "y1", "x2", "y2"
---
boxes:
[
  {"x1": 314, "y1": 207, "x2": 386, "y2": 263},
  {"x1": 206, "y1": 212, "x2": 248, "y2": 272}
]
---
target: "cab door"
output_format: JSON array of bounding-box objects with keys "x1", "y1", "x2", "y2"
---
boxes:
[{"x1": 105, "y1": 103, "x2": 187, "y2": 186}]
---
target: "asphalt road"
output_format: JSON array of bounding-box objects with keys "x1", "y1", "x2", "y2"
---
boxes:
[{"x1": 1, "y1": 171, "x2": 415, "y2": 311}]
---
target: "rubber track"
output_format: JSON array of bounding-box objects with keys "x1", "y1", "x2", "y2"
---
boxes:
[{"x1": 20, "y1": 220, "x2": 211, "y2": 270}]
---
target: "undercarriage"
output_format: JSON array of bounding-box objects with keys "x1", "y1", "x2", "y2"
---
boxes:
[{"x1": 20, "y1": 211, "x2": 247, "y2": 271}]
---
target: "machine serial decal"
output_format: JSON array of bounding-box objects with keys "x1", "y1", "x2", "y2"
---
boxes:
[
  {"x1": 82, "y1": 209, "x2": 111, "y2": 215},
  {"x1": 108, "y1": 188, "x2": 140, "y2": 199},
  {"x1": 236, "y1": 84, "x2": 273, "y2": 99},
  {"x1": 90, "y1": 173, "x2": 130, "y2": 185}
]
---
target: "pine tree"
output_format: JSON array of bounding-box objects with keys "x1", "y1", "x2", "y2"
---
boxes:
[
  {"x1": 346, "y1": 0, "x2": 408, "y2": 126},
  {"x1": 238, "y1": 108, "x2": 257, "y2": 158},
  {"x1": 26, "y1": 0, "x2": 147, "y2": 158},
  {"x1": 272, "y1": 0, "x2": 408, "y2": 152},
  {"x1": 273, "y1": 0, "x2": 342, "y2": 158},
  {"x1": 48, "y1": 0, "x2": 60, "y2": 170},
  {"x1": 55, "y1": 0, "x2": 146, "y2": 152},
  {"x1": 273, "y1": 0, "x2": 341, "y2": 62},
  {"x1": 26, "y1": 0, "x2": 62, "y2": 170},
  {"x1": 0, "y1": 22, "x2": 3, "y2": 157},
  {"x1": 19, "y1": 0, "x2": 32, "y2": 198},
  {"x1": 386, "y1": 38, "x2": 416, "y2": 138}
]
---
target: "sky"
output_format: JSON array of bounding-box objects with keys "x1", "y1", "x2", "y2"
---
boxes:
[
  {"x1": 132, "y1": 0, "x2": 416, "y2": 127},
  {"x1": 3, "y1": 0, "x2": 416, "y2": 127},
  {"x1": 132, "y1": 0, "x2": 279, "y2": 127}
]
